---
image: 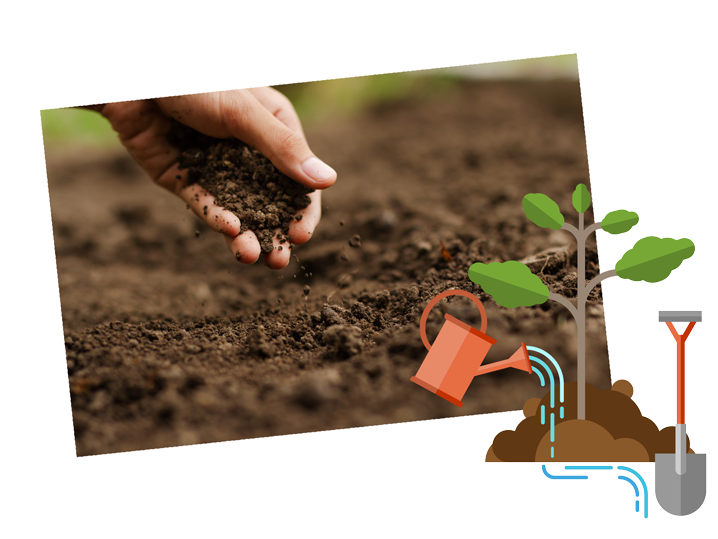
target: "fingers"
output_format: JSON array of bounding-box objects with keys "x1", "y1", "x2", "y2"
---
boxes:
[
  {"x1": 263, "y1": 229, "x2": 292, "y2": 269},
  {"x1": 152, "y1": 89, "x2": 330, "y2": 270},
  {"x1": 288, "y1": 190, "x2": 321, "y2": 245},
  {"x1": 218, "y1": 91, "x2": 337, "y2": 190},
  {"x1": 263, "y1": 190, "x2": 321, "y2": 268},
  {"x1": 223, "y1": 190, "x2": 320, "y2": 269},
  {"x1": 99, "y1": 100, "x2": 182, "y2": 187},
  {"x1": 225, "y1": 230, "x2": 261, "y2": 264},
  {"x1": 176, "y1": 180, "x2": 241, "y2": 236},
  {"x1": 246, "y1": 87, "x2": 306, "y2": 141},
  {"x1": 156, "y1": 90, "x2": 337, "y2": 190}
]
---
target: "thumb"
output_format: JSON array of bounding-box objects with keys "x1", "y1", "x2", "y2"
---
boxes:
[{"x1": 218, "y1": 92, "x2": 337, "y2": 190}]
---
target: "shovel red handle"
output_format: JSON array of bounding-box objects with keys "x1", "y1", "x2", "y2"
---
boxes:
[
  {"x1": 420, "y1": 290, "x2": 488, "y2": 351},
  {"x1": 665, "y1": 321, "x2": 696, "y2": 424}
]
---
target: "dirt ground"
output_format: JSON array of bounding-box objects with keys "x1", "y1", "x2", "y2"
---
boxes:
[
  {"x1": 46, "y1": 80, "x2": 611, "y2": 456},
  {"x1": 488, "y1": 380, "x2": 691, "y2": 462}
]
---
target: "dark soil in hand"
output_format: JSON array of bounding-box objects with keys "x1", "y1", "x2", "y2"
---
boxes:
[
  {"x1": 167, "y1": 121, "x2": 313, "y2": 252},
  {"x1": 487, "y1": 380, "x2": 694, "y2": 462},
  {"x1": 46, "y1": 80, "x2": 612, "y2": 456}
]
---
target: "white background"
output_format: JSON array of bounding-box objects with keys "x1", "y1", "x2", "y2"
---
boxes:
[{"x1": 1, "y1": 1, "x2": 716, "y2": 536}]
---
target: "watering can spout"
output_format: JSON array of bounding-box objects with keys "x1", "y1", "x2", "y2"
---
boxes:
[{"x1": 475, "y1": 343, "x2": 532, "y2": 376}]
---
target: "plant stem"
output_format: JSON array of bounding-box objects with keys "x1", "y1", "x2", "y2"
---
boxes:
[
  {"x1": 548, "y1": 292, "x2": 578, "y2": 319},
  {"x1": 560, "y1": 218, "x2": 604, "y2": 420},
  {"x1": 560, "y1": 222, "x2": 579, "y2": 239},
  {"x1": 585, "y1": 222, "x2": 602, "y2": 236},
  {"x1": 586, "y1": 269, "x2": 617, "y2": 296},
  {"x1": 577, "y1": 212, "x2": 587, "y2": 420}
]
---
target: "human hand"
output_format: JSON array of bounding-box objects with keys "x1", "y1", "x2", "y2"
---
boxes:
[{"x1": 90, "y1": 88, "x2": 336, "y2": 269}]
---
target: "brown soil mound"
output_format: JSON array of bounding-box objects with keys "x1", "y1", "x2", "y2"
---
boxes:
[
  {"x1": 487, "y1": 380, "x2": 691, "y2": 462},
  {"x1": 167, "y1": 121, "x2": 314, "y2": 252},
  {"x1": 535, "y1": 420, "x2": 650, "y2": 461},
  {"x1": 47, "y1": 80, "x2": 613, "y2": 456}
]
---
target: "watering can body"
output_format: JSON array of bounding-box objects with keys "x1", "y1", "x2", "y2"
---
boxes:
[
  {"x1": 411, "y1": 313, "x2": 497, "y2": 406},
  {"x1": 411, "y1": 290, "x2": 531, "y2": 407}
]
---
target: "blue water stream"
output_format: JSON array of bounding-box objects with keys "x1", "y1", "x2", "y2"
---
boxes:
[
  {"x1": 542, "y1": 465, "x2": 648, "y2": 517},
  {"x1": 527, "y1": 346, "x2": 564, "y2": 459}
]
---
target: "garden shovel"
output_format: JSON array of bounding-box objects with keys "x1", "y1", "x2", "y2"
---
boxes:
[{"x1": 655, "y1": 311, "x2": 706, "y2": 516}]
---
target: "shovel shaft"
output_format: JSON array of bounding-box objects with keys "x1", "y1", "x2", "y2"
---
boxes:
[
  {"x1": 676, "y1": 424, "x2": 687, "y2": 475},
  {"x1": 678, "y1": 338, "x2": 685, "y2": 424},
  {"x1": 665, "y1": 321, "x2": 695, "y2": 424}
]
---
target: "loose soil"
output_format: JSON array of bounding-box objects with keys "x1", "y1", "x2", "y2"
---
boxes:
[
  {"x1": 167, "y1": 122, "x2": 313, "y2": 253},
  {"x1": 47, "y1": 80, "x2": 612, "y2": 456}
]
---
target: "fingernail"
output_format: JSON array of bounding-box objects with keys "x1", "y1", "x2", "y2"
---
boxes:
[{"x1": 301, "y1": 157, "x2": 336, "y2": 185}]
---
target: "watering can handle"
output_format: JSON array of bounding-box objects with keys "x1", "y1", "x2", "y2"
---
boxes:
[{"x1": 420, "y1": 290, "x2": 488, "y2": 351}]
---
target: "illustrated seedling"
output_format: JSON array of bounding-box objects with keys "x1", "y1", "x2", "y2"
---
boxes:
[{"x1": 468, "y1": 184, "x2": 695, "y2": 420}]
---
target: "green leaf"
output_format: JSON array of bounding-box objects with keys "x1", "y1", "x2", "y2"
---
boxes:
[
  {"x1": 468, "y1": 261, "x2": 550, "y2": 308},
  {"x1": 615, "y1": 237, "x2": 695, "y2": 283},
  {"x1": 522, "y1": 193, "x2": 565, "y2": 230},
  {"x1": 572, "y1": 184, "x2": 591, "y2": 213},
  {"x1": 602, "y1": 210, "x2": 639, "y2": 234}
]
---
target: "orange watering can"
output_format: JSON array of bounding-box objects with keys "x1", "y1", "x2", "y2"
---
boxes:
[{"x1": 410, "y1": 290, "x2": 532, "y2": 407}]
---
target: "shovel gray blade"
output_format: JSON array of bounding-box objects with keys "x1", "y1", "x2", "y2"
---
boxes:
[{"x1": 655, "y1": 453, "x2": 706, "y2": 516}]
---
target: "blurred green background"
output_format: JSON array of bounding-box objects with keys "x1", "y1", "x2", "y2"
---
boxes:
[{"x1": 41, "y1": 55, "x2": 578, "y2": 152}]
